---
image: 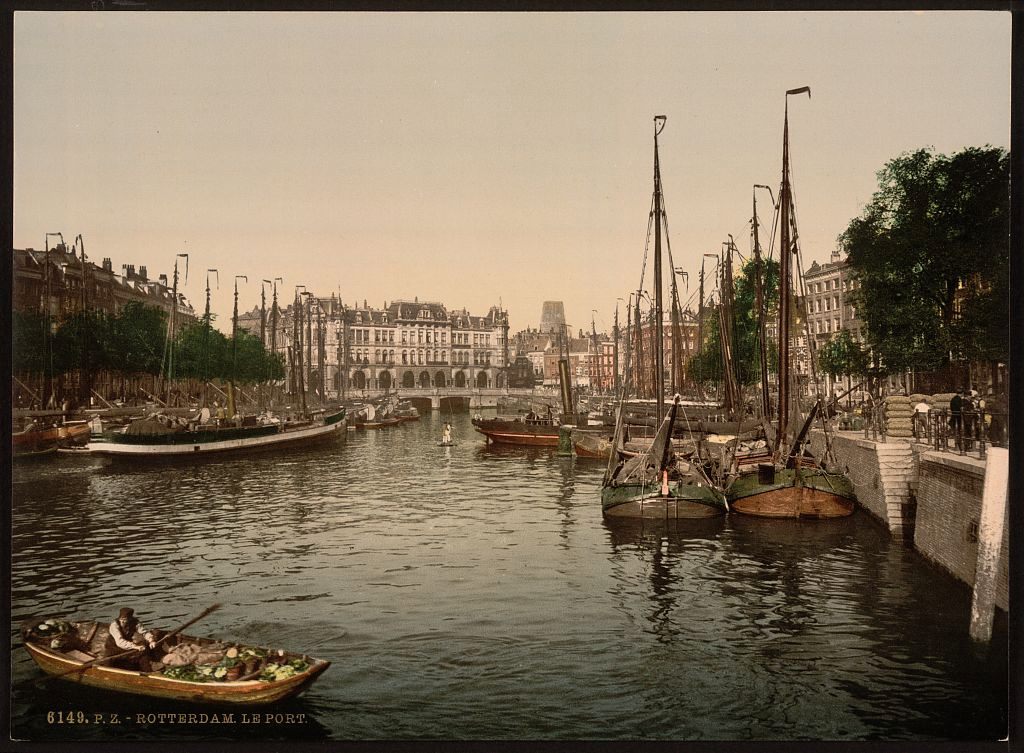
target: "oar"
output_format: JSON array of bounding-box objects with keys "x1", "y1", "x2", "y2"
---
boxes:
[{"x1": 37, "y1": 603, "x2": 222, "y2": 685}]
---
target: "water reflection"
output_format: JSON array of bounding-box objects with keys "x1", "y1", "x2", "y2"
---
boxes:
[{"x1": 10, "y1": 411, "x2": 1007, "y2": 741}]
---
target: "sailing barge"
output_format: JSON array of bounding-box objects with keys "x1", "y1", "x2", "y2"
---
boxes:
[
  {"x1": 601, "y1": 116, "x2": 727, "y2": 519},
  {"x1": 21, "y1": 617, "x2": 329, "y2": 705},
  {"x1": 725, "y1": 87, "x2": 855, "y2": 519}
]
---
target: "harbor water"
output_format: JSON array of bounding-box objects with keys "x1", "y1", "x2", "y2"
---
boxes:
[{"x1": 9, "y1": 411, "x2": 1007, "y2": 741}]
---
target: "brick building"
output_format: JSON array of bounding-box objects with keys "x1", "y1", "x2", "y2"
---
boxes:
[{"x1": 13, "y1": 245, "x2": 196, "y2": 322}]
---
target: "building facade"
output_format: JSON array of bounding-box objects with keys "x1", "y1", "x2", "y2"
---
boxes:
[
  {"x1": 239, "y1": 296, "x2": 511, "y2": 396},
  {"x1": 802, "y1": 248, "x2": 865, "y2": 394},
  {"x1": 13, "y1": 245, "x2": 196, "y2": 322}
]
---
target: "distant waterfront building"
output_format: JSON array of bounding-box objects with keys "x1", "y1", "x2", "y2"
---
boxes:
[
  {"x1": 616, "y1": 308, "x2": 700, "y2": 394},
  {"x1": 238, "y1": 295, "x2": 510, "y2": 396},
  {"x1": 539, "y1": 301, "x2": 566, "y2": 335},
  {"x1": 12, "y1": 245, "x2": 196, "y2": 322}
]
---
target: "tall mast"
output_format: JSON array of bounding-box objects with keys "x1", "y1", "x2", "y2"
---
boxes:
[
  {"x1": 613, "y1": 302, "x2": 620, "y2": 397},
  {"x1": 271, "y1": 278, "x2": 282, "y2": 399},
  {"x1": 260, "y1": 281, "x2": 268, "y2": 348},
  {"x1": 306, "y1": 295, "x2": 313, "y2": 393},
  {"x1": 777, "y1": 86, "x2": 811, "y2": 455},
  {"x1": 670, "y1": 268, "x2": 684, "y2": 396},
  {"x1": 203, "y1": 269, "x2": 218, "y2": 407},
  {"x1": 75, "y1": 235, "x2": 90, "y2": 404},
  {"x1": 753, "y1": 185, "x2": 773, "y2": 418},
  {"x1": 633, "y1": 291, "x2": 644, "y2": 398},
  {"x1": 652, "y1": 114, "x2": 667, "y2": 421},
  {"x1": 341, "y1": 303, "x2": 348, "y2": 401},
  {"x1": 318, "y1": 307, "x2": 326, "y2": 403},
  {"x1": 43, "y1": 232, "x2": 63, "y2": 407},
  {"x1": 296, "y1": 289, "x2": 308, "y2": 415},
  {"x1": 167, "y1": 253, "x2": 188, "y2": 405},
  {"x1": 698, "y1": 259, "x2": 705, "y2": 397},
  {"x1": 590, "y1": 312, "x2": 600, "y2": 394},
  {"x1": 230, "y1": 274, "x2": 246, "y2": 417},
  {"x1": 624, "y1": 295, "x2": 634, "y2": 398}
]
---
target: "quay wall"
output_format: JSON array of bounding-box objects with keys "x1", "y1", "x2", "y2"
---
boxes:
[
  {"x1": 813, "y1": 430, "x2": 1007, "y2": 613},
  {"x1": 808, "y1": 431, "x2": 916, "y2": 536},
  {"x1": 914, "y1": 451, "x2": 1007, "y2": 612}
]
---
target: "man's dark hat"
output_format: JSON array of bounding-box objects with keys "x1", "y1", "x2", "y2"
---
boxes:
[{"x1": 118, "y1": 607, "x2": 134, "y2": 620}]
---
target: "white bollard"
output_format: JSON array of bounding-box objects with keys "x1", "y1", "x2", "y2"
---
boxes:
[{"x1": 969, "y1": 447, "x2": 1008, "y2": 642}]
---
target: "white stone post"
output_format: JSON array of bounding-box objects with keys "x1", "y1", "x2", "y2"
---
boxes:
[{"x1": 969, "y1": 447, "x2": 1008, "y2": 642}]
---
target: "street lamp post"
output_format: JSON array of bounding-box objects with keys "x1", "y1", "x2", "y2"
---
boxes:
[{"x1": 42, "y1": 232, "x2": 64, "y2": 408}]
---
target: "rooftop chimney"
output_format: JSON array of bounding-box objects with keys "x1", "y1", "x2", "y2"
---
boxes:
[
  {"x1": 102, "y1": 257, "x2": 112, "y2": 272},
  {"x1": 139, "y1": 266, "x2": 148, "y2": 281},
  {"x1": 159, "y1": 274, "x2": 168, "y2": 286}
]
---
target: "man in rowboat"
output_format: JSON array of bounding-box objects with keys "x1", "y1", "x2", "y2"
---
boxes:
[{"x1": 106, "y1": 608, "x2": 161, "y2": 671}]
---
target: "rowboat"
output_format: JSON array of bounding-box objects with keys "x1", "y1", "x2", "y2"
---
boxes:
[
  {"x1": 21, "y1": 617, "x2": 330, "y2": 705},
  {"x1": 13, "y1": 423, "x2": 60, "y2": 459}
]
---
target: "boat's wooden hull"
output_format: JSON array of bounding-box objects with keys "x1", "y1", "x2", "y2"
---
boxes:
[
  {"x1": 602, "y1": 481, "x2": 728, "y2": 518},
  {"x1": 22, "y1": 641, "x2": 329, "y2": 705},
  {"x1": 572, "y1": 430, "x2": 614, "y2": 459},
  {"x1": 472, "y1": 418, "x2": 561, "y2": 446},
  {"x1": 89, "y1": 412, "x2": 346, "y2": 458},
  {"x1": 728, "y1": 467, "x2": 856, "y2": 519},
  {"x1": 58, "y1": 422, "x2": 92, "y2": 447},
  {"x1": 13, "y1": 425, "x2": 61, "y2": 457}
]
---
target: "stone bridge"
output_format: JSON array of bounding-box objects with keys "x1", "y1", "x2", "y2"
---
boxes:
[{"x1": 347, "y1": 387, "x2": 554, "y2": 410}]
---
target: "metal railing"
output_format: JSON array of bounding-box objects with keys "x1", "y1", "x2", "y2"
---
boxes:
[
  {"x1": 835, "y1": 402, "x2": 1007, "y2": 459},
  {"x1": 912, "y1": 409, "x2": 1007, "y2": 459}
]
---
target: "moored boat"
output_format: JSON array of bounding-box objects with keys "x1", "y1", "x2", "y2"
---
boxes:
[
  {"x1": 571, "y1": 427, "x2": 615, "y2": 459},
  {"x1": 21, "y1": 617, "x2": 329, "y2": 705},
  {"x1": 724, "y1": 87, "x2": 855, "y2": 520},
  {"x1": 394, "y1": 401, "x2": 420, "y2": 422},
  {"x1": 603, "y1": 395, "x2": 728, "y2": 518},
  {"x1": 472, "y1": 412, "x2": 562, "y2": 446},
  {"x1": 600, "y1": 116, "x2": 728, "y2": 520},
  {"x1": 13, "y1": 421, "x2": 61, "y2": 459},
  {"x1": 58, "y1": 420, "x2": 92, "y2": 447},
  {"x1": 87, "y1": 408, "x2": 346, "y2": 458}
]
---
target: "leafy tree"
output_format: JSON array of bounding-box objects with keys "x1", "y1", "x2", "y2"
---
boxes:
[
  {"x1": 687, "y1": 256, "x2": 780, "y2": 389},
  {"x1": 841, "y1": 146, "x2": 1009, "y2": 373},
  {"x1": 733, "y1": 256, "x2": 780, "y2": 385},
  {"x1": 12, "y1": 311, "x2": 47, "y2": 375},
  {"x1": 687, "y1": 313, "x2": 722, "y2": 385},
  {"x1": 817, "y1": 329, "x2": 869, "y2": 385},
  {"x1": 108, "y1": 301, "x2": 167, "y2": 376}
]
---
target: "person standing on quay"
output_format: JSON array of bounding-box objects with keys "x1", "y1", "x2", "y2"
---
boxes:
[{"x1": 949, "y1": 388, "x2": 964, "y2": 448}]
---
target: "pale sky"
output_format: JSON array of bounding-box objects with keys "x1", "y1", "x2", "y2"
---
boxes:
[{"x1": 13, "y1": 11, "x2": 1011, "y2": 336}]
